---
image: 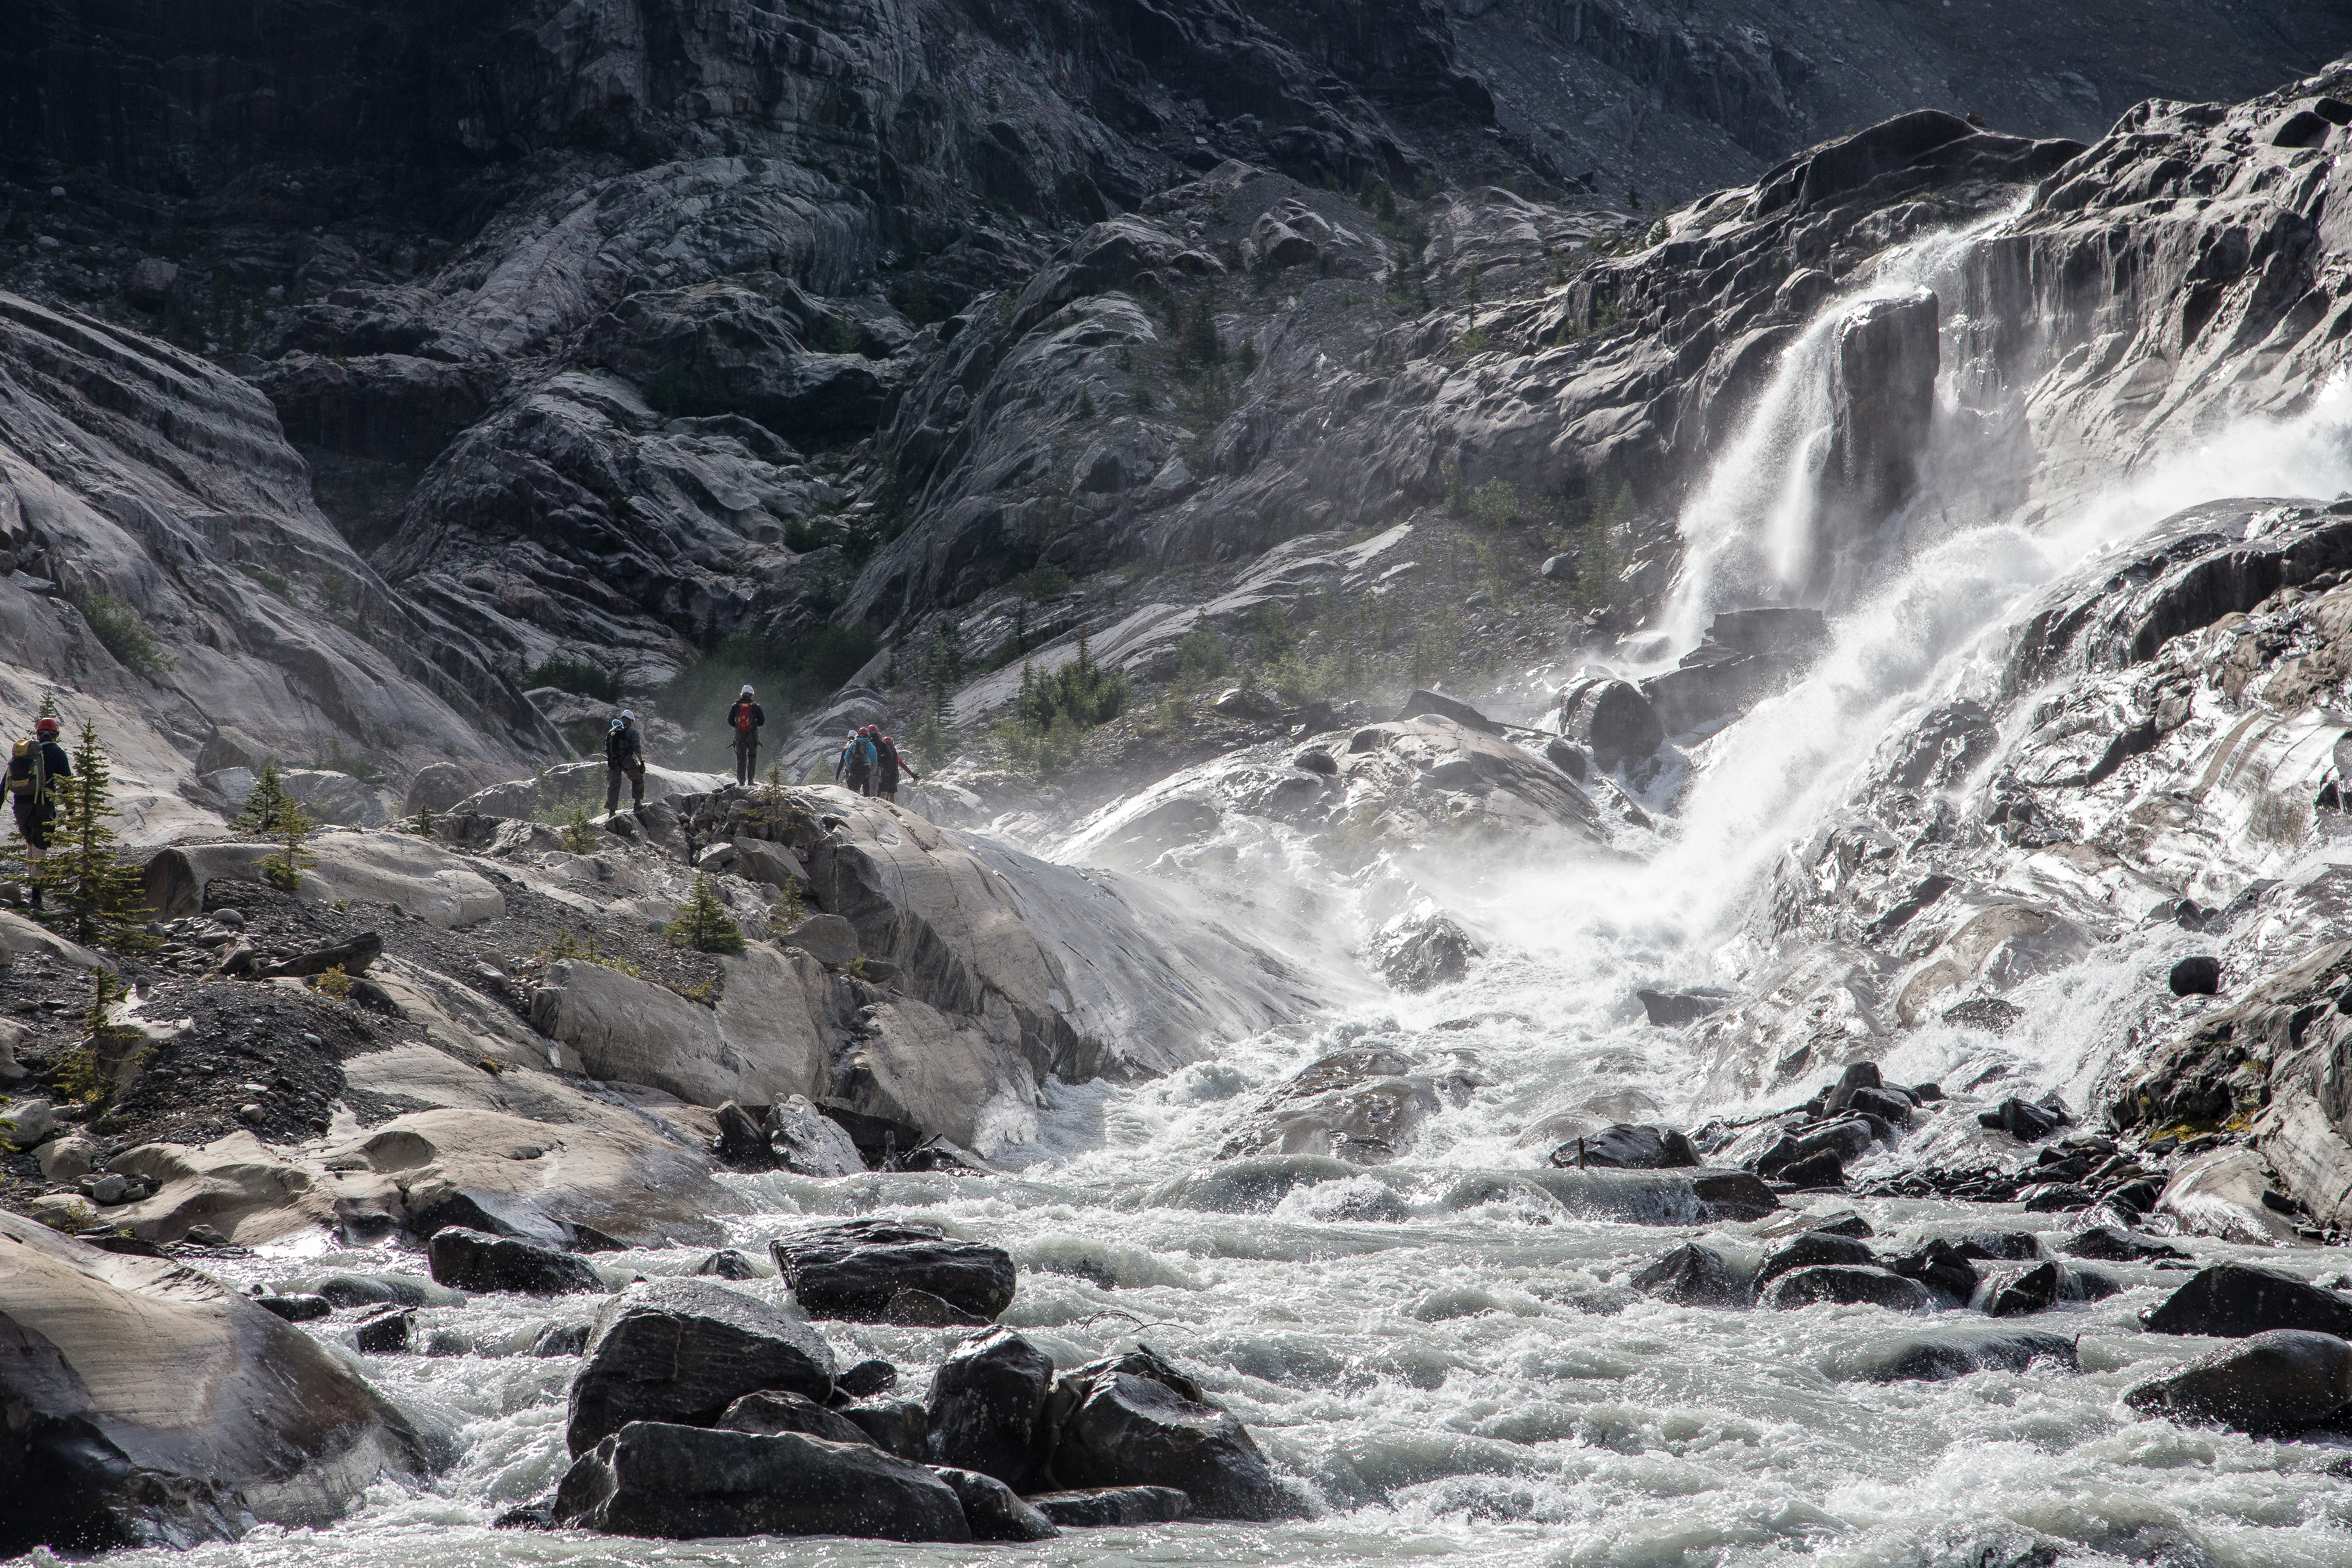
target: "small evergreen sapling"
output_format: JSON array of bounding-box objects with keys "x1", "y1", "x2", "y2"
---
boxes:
[
  {"x1": 31, "y1": 723, "x2": 158, "y2": 951},
  {"x1": 667, "y1": 874, "x2": 746, "y2": 954},
  {"x1": 238, "y1": 761, "x2": 292, "y2": 834},
  {"x1": 261, "y1": 794, "x2": 317, "y2": 894}
]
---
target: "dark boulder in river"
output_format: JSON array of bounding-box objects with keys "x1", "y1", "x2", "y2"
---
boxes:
[
  {"x1": 552, "y1": 1422, "x2": 973, "y2": 1540},
  {"x1": 567, "y1": 1279, "x2": 836, "y2": 1456},
  {"x1": 770, "y1": 1219, "x2": 1017, "y2": 1323}
]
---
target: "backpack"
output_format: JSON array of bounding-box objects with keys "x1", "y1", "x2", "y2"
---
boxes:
[
  {"x1": 853, "y1": 736, "x2": 877, "y2": 769},
  {"x1": 7, "y1": 738, "x2": 46, "y2": 803},
  {"x1": 733, "y1": 703, "x2": 754, "y2": 734},
  {"x1": 605, "y1": 723, "x2": 631, "y2": 765}
]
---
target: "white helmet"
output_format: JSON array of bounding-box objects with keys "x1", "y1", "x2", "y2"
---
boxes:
[{"x1": 740, "y1": 684, "x2": 755, "y2": 696}]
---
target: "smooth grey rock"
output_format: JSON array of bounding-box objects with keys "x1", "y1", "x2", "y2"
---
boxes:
[
  {"x1": 1376, "y1": 913, "x2": 1484, "y2": 993},
  {"x1": 566, "y1": 1278, "x2": 837, "y2": 1456},
  {"x1": 777, "y1": 913, "x2": 861, "y2": 966},
  {"x1": 253, "y1": 1292, "x2": 332, "y2": 1322},
  {"x1": 767, "y1": 1096, "x2": 867, "y2": 1176},
  {"x1": 1395, "y1": 688, "x2": 1503, "y2": 735},
  {"x1": 1555, "y1": 680, "x2": 1663, "y2": 769},
  {"x1": 0, "y1": 1213, "x2": 441, "y2": 1554},
  {"x1": 551, "y1": 1422, "x2": 972, "y2": 1541}
]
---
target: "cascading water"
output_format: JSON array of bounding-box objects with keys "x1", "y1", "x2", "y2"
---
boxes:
[{"x1": 112, "y1": 226, "x2": 2352, "y2": 1568}]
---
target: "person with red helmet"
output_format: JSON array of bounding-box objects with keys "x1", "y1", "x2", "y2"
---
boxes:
[{"x1": 8, "y1": 714, "x2": 71, "y2": 911}]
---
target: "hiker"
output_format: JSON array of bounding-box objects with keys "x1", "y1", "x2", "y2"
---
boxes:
[
  {"x1": 8, "y1": 715, "x2": 70, "y2": 910},
  {"x1": 604, "y1": 709, "x2": 646, "y2": 812},
  {"x1": 726, "y1": 684, "x2": 764, "y2": 786},
  {"x1": 875, "y1": 733, "x2": 918, "y2": 803},
  {"x1": 835, "y1": 726, "x2": 879, "y2": 796}
]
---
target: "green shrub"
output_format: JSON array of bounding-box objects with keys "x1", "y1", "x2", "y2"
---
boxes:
[
  {"x1": 1014, "y1": 566, "x2": 1073, "y2": 602},
  {"x1": 75, "y1": 594, "x2": 173, "y2": 678},
  {"x1": 1174, "y1": 625, "x2": 1232, "y2": 687},
  {"x1": 526, "y1": 658, "x2": 625, "y2": 701},
  {"x1": 998, "y1": 638, "x2": 1132, "y2": 774}
]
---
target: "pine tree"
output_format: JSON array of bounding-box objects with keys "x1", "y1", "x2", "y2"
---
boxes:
[
  {"x1": 239, "y1": 760, "x2": 291, "y2": 835},
  {"x1": 666, "y1": 873, "x2": 746, "y2": 954},
  {"x1": 36, "y1": 722, "x2": 158, "y2": 951},
  {"x1": 262, "y1": 793, "x2": 317, "y2": 893}
]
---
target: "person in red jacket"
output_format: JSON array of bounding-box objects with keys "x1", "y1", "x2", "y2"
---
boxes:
[{"x1": 726, "y1": 685, "x2": 764, "y2": 785}]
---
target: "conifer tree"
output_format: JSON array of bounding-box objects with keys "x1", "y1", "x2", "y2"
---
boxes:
[
  {"x1": 666, "y1": 873, "x2": 746, "y2": 954},
  {"x1": 261, "y1": 794, "x2": 316, "y2": 893},
  {"x1": 35, "y1": 722, "x2": 158, "y2": 951},
  {"x1": 238, "y1": 760, "x2": 291, "y2": 834}
]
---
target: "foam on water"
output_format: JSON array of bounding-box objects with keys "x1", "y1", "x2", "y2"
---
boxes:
[{"x1": 101, "y1": 222, "x2": 2352, "y2": 1568}]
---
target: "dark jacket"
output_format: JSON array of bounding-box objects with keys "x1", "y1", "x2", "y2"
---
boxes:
[
  {"x1": 727, "y1": 699, "x2": 764, "y2": 735},
  {"x1": 604, "y1": 722, "x2": 644, "y2": 768},
  {"x1": 876, "y1": 739, "x2": 914, "y2": 788},
  {"x1": 9, "y1": 738, "x2": 69, "y2": 812}
]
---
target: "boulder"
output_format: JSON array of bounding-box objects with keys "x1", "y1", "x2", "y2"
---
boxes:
[
  {"x1": 770, "y1": 1220, "x2": 1017, "y2": 1323},
  {"x1": 551, "y1": 1422, "x2": 972, "y2": 1541},
  {"x1": 1554, "y1": 680, "x2": 1663, "y2": 769},
  {"x1": 776, "y1": 913, "x2": 861, "y2": 966},
  {"x1": 0, "y1": 1214, "x2": 441, "y2": 1553},
  {"x1": 1776, "y1": 1149, "x2": 1847, "y2": 1188},
  {"x1": 717, "y1": 1390, "x2": 875, "y2": 1447},
  {"x1": 1830, "y1": 1326, "x2": 2080, "y2": 1383},
  {"x1": 2152, "y1": 1148, "x2": 2305, "y2": 1245},
  {"x1": 1756, "y1": 1231, "x2": 1877, "y2": 1288},
  {"x1": 1985, "y1": 1261, "x2": 2118, "y2": 1316},
  {"x1": 1762, "y1": 1265, "x2": 1931, "y2": 1312},
  {"x1": 2168, "y1": 955, "x2": 2222, "y2": 996},
  {"x1": 1634, "y1": 988, "x2": 1727, "y2": 1026},
  {"x1": 2061, "y1": 1225, "x2": 2189, "y2": 1262},
  {"x1": 1376, "y1": 914, "x2": 1483, "y2": 992},
  {"x1": 354, "y1": 1307, "x2": 413, "y2": 1354},
  {"x1": 837, "y1": 1358, "x2": 899, "y2": 1398},
  {"x1": 927, "y1": 1328, "x2": 1057, "y2": 1489},
  {"x1": 1048, "y1": 1351, "x2": 1303, "y2": 1520},
  {"x1": 427, "y1": 1227, "x2": 606, "y2": 1296},
  {"x1": 1980, "y1": 1096, "x2": 2069, "y2": 1141},
  {"x1": 1395, "y1": 689, "x2": 1503, "y2": 735},
  {"x1": 836, "y1": 1397, "x2": 930, "y2": 1460},
  {"x1": 2141, "y1": 1264, "x2": 2352, "y2": 1338},
  {"x1": 931, "y1": 1467, "x2": 1059, "y2": 1540},
  {"x1": 768, "y1": 1096, "x2": 867, "y2": 1176},
  {"x1": 566, "y1": 1278, "x2": 837, "y2": 1456},
  {"x1": 311, "y1": 1272, "x2": 464, "y2": 1308},
  {"x1": 696, "y1": 1249, "x2": 762, "y2": 1280},
  {"x1": 1888, "y1": 1239, "x2": 1981, "y2": 1302},
  {"x1": 1630, "y1": 1241, "x2": 1752, "y2": 1306},
  {"x1": 1550, "y1": 1124, "x2": 1698, "y2": 1170},
  {"x1": 529, "y1": 948, "x2": 828, "y2": 1111},
  {"x1": 1028, "y1": 1486, "x2": 1193, "y2": 1527},
  {"x1": 2125, "y1": 1330, "x2": 2352, "y2": 1434},
  {"x1": 143, "y1": 833, "x2": 504, "y2": 928},
  {"x1": 254, "y1": 1292, "x2": 333, "y2": 1322}
]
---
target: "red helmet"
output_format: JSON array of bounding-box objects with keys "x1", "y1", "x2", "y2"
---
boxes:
[{"x1": 34, "y1": 717, "x2": 58, "y2": 735}]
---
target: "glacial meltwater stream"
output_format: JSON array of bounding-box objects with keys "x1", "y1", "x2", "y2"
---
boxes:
[{"x1": 98, "y1": 217, "x2": 2352, "y2": 1568}]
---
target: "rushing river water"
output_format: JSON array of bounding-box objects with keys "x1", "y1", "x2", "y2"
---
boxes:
[{"x1": 87, "y1": 214, "x2": 2352, "y2": 1568}]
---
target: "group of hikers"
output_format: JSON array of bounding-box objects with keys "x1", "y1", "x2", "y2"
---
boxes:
[{"x1": 597, "y1": 685, "x2": 919, "y2": 809}]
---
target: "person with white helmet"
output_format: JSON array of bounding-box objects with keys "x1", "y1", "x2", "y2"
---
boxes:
[
  {"x1": 726, "y1": 683, "x2": 764, "y2": 786},
  {"x1": 604, "y1": 708, "x2": 647, "y2": 813}
]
